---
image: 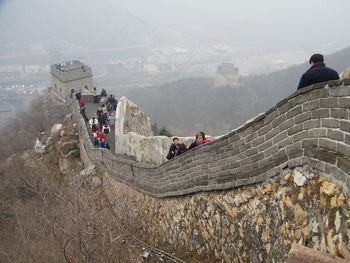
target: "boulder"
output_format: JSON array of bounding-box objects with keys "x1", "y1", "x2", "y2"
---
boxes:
[
  {"x1": 33, "y1": 138, "x2": 46, "y2": 154},
  {"x1": 115, "y1": 96, "x2": 153, "y2": 136},
  {"x1": 51, "y1": 123, "x2": 63, "y2": 136},
  {"x1": 294, "y1": 170, "x2": 307, "y2": 186}
]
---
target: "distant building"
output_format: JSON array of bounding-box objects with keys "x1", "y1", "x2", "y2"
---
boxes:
[
  {"x1": 50, "y1": 60, "x2": 93, "y2": 100},
  {"x1": 215, "y1": 63, "x2": 240, "y2": 88}
]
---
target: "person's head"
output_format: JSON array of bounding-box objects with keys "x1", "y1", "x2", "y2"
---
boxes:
[
  {"x1": 173, "y1": 137, "x2": 179, "y2": 145},
  {"x1": 178, "y1": 143, "x2": 186, "y2": 153},
  {"x1": 195, "y1": 132, "x2": 204, "y2": 144},
  {"x1": 93, "y1": 87, "x2": 96, "y2": 91},
  {"x1": 309, "y1": 54, "x2": 324, "y2": 66},
  {"x1": 199, "y1": 131, "x2": 206, "y2": 139}
]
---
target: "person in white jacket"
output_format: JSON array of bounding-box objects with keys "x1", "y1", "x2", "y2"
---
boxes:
[
  {"x1": 102, "y1": 123, "x2": 111, "y2": 135},
  {"x1": 89, "y1": 117, "x2": 99, "y2": 129}
]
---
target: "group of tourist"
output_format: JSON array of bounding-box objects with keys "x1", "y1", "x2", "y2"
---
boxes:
[
  {"x1": 73, "y1": 87, "x2": 118, "y2": 150},
  {"x1": 166, "y1": 131, "x2": 211, "y2": 160}
]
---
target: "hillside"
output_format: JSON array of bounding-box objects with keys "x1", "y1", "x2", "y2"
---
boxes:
[{"x1": 117, "y1": 47, "x2": 350, "y2": 136}]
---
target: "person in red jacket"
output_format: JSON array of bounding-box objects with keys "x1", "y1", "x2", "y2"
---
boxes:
[
  {"x1": 97, "y1": 131, "x2": 105, "y2": 140},
  {"x1": 79, "y1": 97, "x2": 85, "y2": 106}
]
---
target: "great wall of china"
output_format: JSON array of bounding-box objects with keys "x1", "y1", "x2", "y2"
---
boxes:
[
  {"x1": 50, "y1": 73, "x2": 350, "y2": 262},
  {"x1": 70, "y1": 79, "x2": 350, "y2": 198}
]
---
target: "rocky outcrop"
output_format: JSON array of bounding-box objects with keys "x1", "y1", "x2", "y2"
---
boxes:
[
  {"x1": 114, "y1": 96, "x2": 208, "y2": 164},
  {"x1": 115, "y1": 96, "x2": 153, "y2": 136},
  {"x1": 104, "y1": 166, "x2": 350, "y2": 262}
]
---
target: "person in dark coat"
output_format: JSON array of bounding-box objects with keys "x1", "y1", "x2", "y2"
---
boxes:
[
  {"x1": 80, "y1": 105, "x2": 89, "y2": 122},
  {"x1": 188, "y1": 132, "x2": 205, "y2": 150},
  {"x1": 175, "y1": 143, "x2": 187, "y2": 156},
  {"x1": 166, "y1": 137, "x2": 180, "y2": 160},
  {"x1": 297, "y1": 54, "x2": 339, "y2": 90}
]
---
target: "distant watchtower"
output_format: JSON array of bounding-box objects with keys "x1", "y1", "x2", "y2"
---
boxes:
[
  {"x1": 215, "y1": 63, "x2": 240, "y2": 88},
  {"x1": 50, "y1": 60, "x2": 93, "y2": 101}
]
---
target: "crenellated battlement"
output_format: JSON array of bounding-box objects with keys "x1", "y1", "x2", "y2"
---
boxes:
[
  {"x1": 50, "y1": 60, "x2": 92, "y2": 82},
  {"x1": 50, "y1": 60, "x2": 94, "y2": 101}
]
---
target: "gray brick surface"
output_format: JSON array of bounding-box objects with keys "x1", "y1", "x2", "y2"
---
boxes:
[
  {"x1": 265, "y1": 128, "x2": 279, "y2": 140},
  {"x1": 303, "y1": 99, "x2": 320, "y2": 111},
  {"x1": 321, "y1": 118, "x2": 339, "y2": 128},
  {"x1": 329, "y1": 86, "x2": 350, "y2": 97},
  {"x1": 338, "y1": 98, "x2": 350, "y2": 108},
  {"x1": 251, "y1": 136, "x2": 265, "y2": 147},
  {"x1": 273, "y1": 131, "x2": 288, "y2": 144},
  {"x1": 258, "y1": 124, "x2": 272, "y2": 137},
  {"x1": 327, "y1": 130, "x2": 344, "y2": 142},
  {"x1": 295, "y1": 112, "x2": 312, "y2": 124},
  {"x1": 320, "y1": 97, "x2": 338, "y2": 108},
  {"x1": 286, "y1": 106, "x2": 302, "y2": 119},
  {"x1": 287, "y1": 123, "x2": 303, "y2": 136},
  {"x1": 312, "y1": 109, "x2": 330, "y2": 119},
  {"x1": 303, "y1": 119, "x2": 321, "y2": 130},
  {"x1": 293, "y1": 131, "x2": 309, "y2": 143},
  {"x1": 340, "y1": 120, "x2": 350, "y2": 133},
  {"x1": 309, "y1": 128, "x2": 327, "y2": 138},
  {"x1": 337, "y1": 143, "x2": 350, "y2": 157},
  {"x1": 277, "y1": 137, "x2": 293, "y2": 150},
  {"x1": 319, "y1": 138, "x2": 337, "y2": 151},
  {"x1": 330, "y1": 108, "x2": 348, "y2": 119},
  {"x1": 272, "y1": 114, "x2": 287, "y2": 128},
  {"x1": 279, "y1": 119, "x2": 295, "y2": 131}
]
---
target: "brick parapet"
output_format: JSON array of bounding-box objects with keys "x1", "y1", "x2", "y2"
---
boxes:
[{"x1": 72, "y1": 79, "x2": 350, "y2": 197}]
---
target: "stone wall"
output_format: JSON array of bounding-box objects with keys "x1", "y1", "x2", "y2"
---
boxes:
[
  {"x1": 102, "y1": 165, "x2": 350, "y2": 262},
  {"x1": 74, "y1": 79, "x2": 350, "y2": 198},
  {"x1": 70, "y1": 79, "x2": 350, "y2": 262}
]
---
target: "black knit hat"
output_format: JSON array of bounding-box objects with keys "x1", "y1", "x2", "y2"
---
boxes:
[{"x1": 309, "y1": 54, "x2": 324, "y2": 64}]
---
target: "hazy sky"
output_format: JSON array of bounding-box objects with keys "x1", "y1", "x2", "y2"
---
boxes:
[
  {"x1": 0, "y1": 0, "x2": 349, "y2": 52},
  {"x1": 123, "y1": 0, "x2": 350, "y2": 49}
]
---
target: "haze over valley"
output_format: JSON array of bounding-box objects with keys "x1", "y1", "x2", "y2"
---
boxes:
[{"x1": 0, "y1": 0, "x2": 349, "y2": 133}]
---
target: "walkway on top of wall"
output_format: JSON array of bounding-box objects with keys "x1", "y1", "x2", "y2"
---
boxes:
[{"x1": 82, "y1": 96, "x2": 116, "y2": 154}]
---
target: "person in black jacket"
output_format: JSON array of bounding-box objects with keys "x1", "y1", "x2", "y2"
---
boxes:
[
  {"x1": 166, "y1": 137, "x2": 180, "y2": 160},
  {"x1": 297, "y1": 54, "x2": 339, "y2": 90}
]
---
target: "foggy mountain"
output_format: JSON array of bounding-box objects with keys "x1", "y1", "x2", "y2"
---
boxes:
[
  {"x1": 116, "y1": 47, "x2": 350, "y2": 136},
  {"x1": 0, "y1": 0, "x2": 190, "y2": 57}
]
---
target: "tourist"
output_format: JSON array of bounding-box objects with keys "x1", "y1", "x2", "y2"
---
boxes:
[
  {"x1": 97, "y1": 130, "x2": 105, "y2": 141},
  {"x1": 102, "y1": 123, "x2": 111, "y2": 135},
  {"x1": 99, "y1": 138, "x2": 106, "y2": 148},
  {"x1": 70, "y1": 88, "x2": 75, "y2": 99},
  {"x1": 75, "y1": 90, "x2": 82, "y2": 101},
  {"x1": 79, "y1": 97, "x2": 85, "y2": 107},
  {"x1": 92, "y1": 87, "x2": 98, "y2": 104},
  {"x1": 200, "y1": 131, "x2": 211, "y2": 143},
  {"x1": 89, "y1": 117, "x2": 99, "y2": 129},
  {"x1": 80, "y1": 105, "x2": 89, "y2": 122},
  {"x1": 100, "y1": 88, "x2": 107, "y2": 104},
  {"x1": 166, "y1": 137, "x2": 180, "y2": 160},
  {"x1": 175, "y1": 143, "x2": 187, "y2": 156},
  {"x1": 188, "y1": 132, "x2": 205, "y2": 150},
  {"x1": 297, "y1": 54, "x2": 339, "y2": 90}
]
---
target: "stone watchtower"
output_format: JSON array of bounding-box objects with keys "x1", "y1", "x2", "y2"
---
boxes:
[
  {"x1": 50, "y1": 60, "x2": 93, "y2": 101},
  {"x1": 215, "y1": 62, "x2": 240, "y2": 88}
]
